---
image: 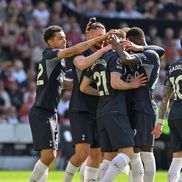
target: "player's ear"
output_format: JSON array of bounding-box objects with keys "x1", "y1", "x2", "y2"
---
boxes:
[{"x1": 47, "y1": 39, "x2": 53, "y2": 47}]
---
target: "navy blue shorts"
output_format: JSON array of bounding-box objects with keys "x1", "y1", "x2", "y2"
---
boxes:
[
  {"x1": 69, "y1": 111, "x2": 100, "y2": 148},
  {"x1": 168, "y1": 118, "x2": 182, "y2": 153},
  {"x1": 29, "y1": 106, "x2": 58, "y2": 151},
  {"x1": 97, "y1": 114, "x2": 134, "y2": 153},
  {"x1": 130, "y1": 111, "x2": 156, "y2": 147}
]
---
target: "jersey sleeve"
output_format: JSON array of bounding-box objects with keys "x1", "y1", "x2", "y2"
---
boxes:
[
  {"x1": 43, "y1": 48, "x2": 60, "y2": 60},
  {"x1": 134, "y1": 50, "x2": 160, "y2": 66},
  {"x1": 84, "y1": 67, "x2": 93, "y2": 80},
  {"x1": 109, "y1": 54, "x2": 124, "y2": 75},
  {"x1": 143, "y1": 45, "x2": 165, "y2": 57}
]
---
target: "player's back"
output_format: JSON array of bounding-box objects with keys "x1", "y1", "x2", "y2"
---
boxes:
[
  {"x1": 89, "y1": 50, "x2": 128, "y2": 118},
  {"x1": 130, "y1": 50, "x2": 160, "y2": 115},
  {"x1": 167, "y1": 59, "x2": 182, "y2": 120}
]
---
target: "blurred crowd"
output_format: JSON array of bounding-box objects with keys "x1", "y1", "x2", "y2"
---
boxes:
[
  {"x1": 0, "y1": 0, "x2": 182, "y2": 125},
  {"x1": 64, "y1": 0, "x2": 182, "y2": 20}
]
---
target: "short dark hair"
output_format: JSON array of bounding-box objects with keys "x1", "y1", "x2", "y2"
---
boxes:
[
  {"x1": 43, "y1": 25, "x2": 63, "y2": 43},
  {"x1": 86, "y1": 17, "x2": 105, "y2": 33},
  {"x1": 126, "y1": 27, "x2": 145, "y2": 39}
]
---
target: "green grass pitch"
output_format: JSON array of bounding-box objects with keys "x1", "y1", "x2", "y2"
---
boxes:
[{"x1": 0, "y1": 171, "x2": 168, "y2": 182}]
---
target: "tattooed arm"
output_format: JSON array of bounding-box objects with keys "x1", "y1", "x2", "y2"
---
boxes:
[
  {"x1": 152, "y1": 86, "x2": 173, "y2": 138},
  {"x1": 158, "y1": 86, "x2": 173, "y2": 120},
  {"x1": 73, "y1": 44, "x2": 111, "y2": 71},
  {"x1": 111, "y1": 35, "x2": 140, "y2": 64},
  {"x1": 58, "y1": 29, "x2": 116, "y2": 59}
]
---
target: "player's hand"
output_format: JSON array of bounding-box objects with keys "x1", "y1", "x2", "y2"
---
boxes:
[
  {"x1": 96, "y1": 30, "x2": 118, "y2": 45},
  {"x1": 130, "y1": 73, "x2": 147, "y2": 88},
  {"x1": 107, "y1": 29, "x2": 118, "y2": 36},
  {"x1": 152, "y1": 123, "x2": 163, "y2": 138},
  {"x1": 121, "y1": 40, "x2": 143, "y2": 52}
]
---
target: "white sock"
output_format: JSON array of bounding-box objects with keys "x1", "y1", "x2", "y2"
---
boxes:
[
  {"x1": 130, "y1": 153, "x2": 144, "y2": 182},
  {"x1": 29, "y1": 160, "x2": 49, "y2": 182},
  {"x1": 100, "y1": 160, "x2": 110, "y2": 181},
  {"x1": 62, "y1": 161, "x2": 80, "y2": 182},
  {"x1": 179, "y1": 175, "x2": 182, "y2": 182},
  {"x1": 128, "y1": 170, "x2": 133, "y2": 182},
  {"x1": 168, "y1": 158, "x2": 182, "y2": 182},
  {"x1": 80, "y1": 159, "x2": 87, "y2": 182},
  {"x1": 84, "y1": 166, "x2": 98, "y2": 182},
  {"x1": 97, "y1": 162, "x2": 102, "y2": 181},
  {"x1": 141, "y1": 152, "x2": 156, "y2": 182},
  {"x1": 121, "y1": 164, "x2": 130, "y2": 175},
  {"x1": 102, "y1": 153, "x2": 130, "y2": 182},
  {"x1": 38, "y1": 168, "x2": 49, "y2": 182}
]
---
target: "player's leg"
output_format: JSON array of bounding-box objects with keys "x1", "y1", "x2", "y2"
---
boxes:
[
  {"x1": 179, "y1": 175, "x2": 182, "y2": 182},
  {"x1": 80, "y1": 159, "x2": 87, "y2": 182},
  {"x1": 100, "y1": 152, "x2": 117, "y2": 181},
  {"x1": 95, "y1": 116, "x2": 117, "y2": 181},
  {"x1": 63, "y1": 143, "x2": 90, "y2": 182},
  {"x1": 84, "y1": 148, "x2": 102, "y2": 182},
  {"x1": 29, "y1": 107, "x2": 58, "y2": 182},
  {"x1": 103, "y1": 147, "x2": 133, "y2": 182},
  {"x1": 84, "y1": 114, "x2": 102, "y2": 182},
  {"x1": 129, "y1": 147, "x2": 144, "y2": 182},
  {"x1": 102, "y1": 115, "x2": 134, "y2": 182},
  {"x1": 63, "y1": 112, "x2": 91, "y2": 182},
  {"x1": 30, "y1": 149, "x2": 57, "y2": 182},
  {"x1": 168, "y1": 152, "x2": 182, "y2": 182},
  {"x1": 134, "y1": 112, "x2": 156, "y2": 182},
  {"x1": 168, "y1": 119, "x2": 182, "y2": 182},
  {"x1": 140, "y1": 147, "x2": 156, "y2": 182},
  {"x1": 129, "y1": 111, "x2": 145, "y2": 182}
]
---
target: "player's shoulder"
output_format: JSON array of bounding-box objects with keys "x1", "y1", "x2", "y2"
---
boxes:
[
  {"x1": 170, "y1": 58, "x2": 182, "y2": 67},
  {"x1": 143, "y1": 49, "x2": 159, "y2": 59},
  {"x1": 168, "y1": 58, "x2": 182, "y2": 74}
]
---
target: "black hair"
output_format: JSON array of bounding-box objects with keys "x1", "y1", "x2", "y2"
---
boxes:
[
  {"x1": 43, "y1": 25, "x2": 63, "y2": 43},
  {"x1": 86, "y1": 17, "x2": 105, "y2": 33},
  {"x1": 180, "y1": 36, "x2": 182, "y2": 48},
  {"x1": 126, "y1": 27, "x2": 145, "y2": 39}
]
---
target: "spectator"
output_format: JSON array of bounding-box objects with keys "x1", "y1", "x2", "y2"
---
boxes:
[
  {"x1": 32, "y1": 1, "x2": 50, "y2": 28},
  {"x1": 119, "y1": 1, "x2": 145, "y2": 19},
  {"x1": 7, "y1": 106, "x2": 19, "y2": 124},
  {"x1": 0, "y1": 79, "x2": 11, "y2": 112},
  {"x1": 12, "y1": 60, "x2": 27, "y2": 86},
  {"x1": 66, "y1": 22, "x2": 82, "y2": 46},
  {"x1": 19, "y1": 94, "x2": 34, "y2": 123},
  {"x1": 6, "y1": 79, "x2": 22, "y2": 111}
]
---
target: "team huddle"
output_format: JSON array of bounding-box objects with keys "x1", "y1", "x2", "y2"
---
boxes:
[{"x1": 28, "y1": 17, "x2": 182, "y2": 182}]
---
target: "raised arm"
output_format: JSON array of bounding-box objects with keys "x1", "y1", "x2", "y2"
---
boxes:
[
  {"x1": 73, "y1": 44, "x2": 111, "y2": 71},
  {"x1": 120, "y1": 40, "x2": 165, "y2": 58},
  {"x1": 111, "y1": 35, "x2": 140, "y2": 65},
  {"x1": 58, "y1": 29, "x2": 116, "y2": 59}
]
